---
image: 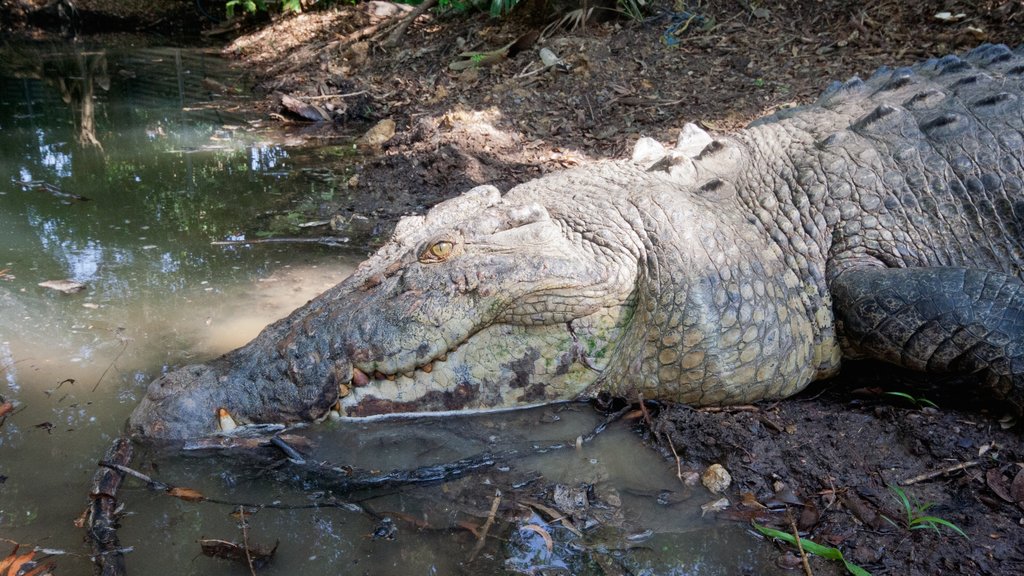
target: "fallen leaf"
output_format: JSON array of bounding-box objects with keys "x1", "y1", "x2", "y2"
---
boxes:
[
  {"x1": 0, "y1": 546, "x2": 55, "y2": 576},
  {"x1": 520, "y1": 524, "x2": 554, "y2": 554},
  {"x1": 1010, "y1": 468, "x2": 1024, "y2": 507},
  {"x1": 986, "y1": 468, "x2": 1013, "y2": 503},
  {"x1": 199, "y1": 538, "x2": 278, "y2": 569},
  {"x1": 168, "y1": 486, "x2": 206, "y2": 502},
  {"x1": 38, "y1": 279, "x2": 86, "y2": 294},
  {"x1": 229, "y1": 507, "x2": 260, "y2": 521},
  {"x1": 934, "y1": 11, "x2": 966, "y2": 22}
]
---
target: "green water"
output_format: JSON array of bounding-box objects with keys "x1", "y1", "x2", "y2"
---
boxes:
[{"x1": 0, "y1": 46, "x2": 783, "y2": 575}]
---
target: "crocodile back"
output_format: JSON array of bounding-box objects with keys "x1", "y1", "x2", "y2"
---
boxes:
[{"x1": 748, "y1": 44, "x2": 1024, "y2": 280}]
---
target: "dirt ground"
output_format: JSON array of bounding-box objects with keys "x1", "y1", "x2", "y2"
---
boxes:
[{"x1": 9, "y1": 1, "x2": 1024, "y2": 574}]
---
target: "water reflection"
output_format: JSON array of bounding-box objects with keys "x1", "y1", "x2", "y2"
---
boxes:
[{"x1": 0, "y1": 46, "x2": 362, "y2": 569}]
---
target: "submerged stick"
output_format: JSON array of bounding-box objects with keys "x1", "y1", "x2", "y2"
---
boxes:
[
  {"x1": 211, "y1": 237, "x2": 347, "y2": 248},
  {"x1": 468, "y1": 489, "x2": 501, "y2": 562},
  {"x1": 86, "y1": 437, "x2": 133, "y2": 576}
]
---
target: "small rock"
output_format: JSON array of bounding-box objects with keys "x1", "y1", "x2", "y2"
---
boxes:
[
  {"x1": 358, "y1": 118, "x2": 396, "y2": 148},
  {"x1": 701, "y1": 463, "x2": 732, "y2": 494},
  {"x1": 700, "y1": 497, "x2": 730, "y2": 516},
  {"x1": 552, "y1": 483, "x2": 589, "y2": 516},
  {"x1": 680, "y1": 470, "x2": 701, "y2": 486}
]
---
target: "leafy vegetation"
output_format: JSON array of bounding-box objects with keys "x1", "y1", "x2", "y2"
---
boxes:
[
  {"x1": 884, "y1": 391, "x2": 939, "y2": 409},
  {"x1": 885, "y1": 485, "x2": 968, "y2": 538},
  {"x1": 225, "y1": 0, "x2": 304, "y2": 18},
  {"x1": 753, "y1": 523, "x2": 871, "y2": 576}
]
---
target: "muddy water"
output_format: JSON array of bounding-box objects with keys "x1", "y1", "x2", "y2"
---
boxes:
[{"x1": 0, "y1": 46, "x2": 781, "y2": 574}]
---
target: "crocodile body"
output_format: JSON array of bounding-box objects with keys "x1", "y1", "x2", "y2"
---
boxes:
[{"x1": 130, "y1": 44, "x2": 1024, "y2": 439}]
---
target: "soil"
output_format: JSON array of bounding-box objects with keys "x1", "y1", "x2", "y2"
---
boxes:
[{"x1": 9, "y1": 1, "x2": 1024, "y2": 574}]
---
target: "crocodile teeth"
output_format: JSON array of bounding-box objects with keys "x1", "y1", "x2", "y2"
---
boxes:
[
  {"x1": 338, "y1": 383, "x2": 351, "y2": 398},
  {"x1": 421, "y1": 362, "x2": 433, "y2": 374},
  {"x1": 352, "y1": 368, "x2": 370, "y2": 387},
  {"x1": 217, "y1": 407, "x2": 238, "y2": 432}
]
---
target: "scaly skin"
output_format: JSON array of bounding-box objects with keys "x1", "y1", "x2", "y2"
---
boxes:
[{"x1": 129, "y1": 44, "x2": 1024, "y2": 439}]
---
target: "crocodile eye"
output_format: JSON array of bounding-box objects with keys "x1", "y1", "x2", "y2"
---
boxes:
[{"x1": 420, "y1": 240, "x2": 454, "y2": 263}]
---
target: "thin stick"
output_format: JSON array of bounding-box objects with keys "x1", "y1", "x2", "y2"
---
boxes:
[
  {"x1": 239, "y1": 506, "x2": 257, "y2": 576},
  {"x1": 211, "y1": 237, "x2": 346, "y2": 247},
  {"x1": 789, "y1": 512, "x2": 813, "y2": 576},
  {"x1": 665, "y1": 433, "x2": 686, "y2": 486},
  {"x1": 900, "y1": 460, "x2": 981, "y2": 486},
  {"x1": 304, "y1": 91, "x2": 368, "y2": 100},
  {"x1": 469, "y1": 489, "x2": 501, "y2": 561},
  {"x1": 92, "y1": 339, "x2": 128, "y2": 392},
  {"x1": 99, "y1": 461, "x2": 168, "y2": 491}
]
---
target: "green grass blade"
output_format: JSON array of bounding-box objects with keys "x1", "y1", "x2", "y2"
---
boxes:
[
  {"x1": 912, "y1": 517, "x2": 969, "y2": 539},
  {"x1": 752, "y1": 523, "x2": 872, "y2": 576}
]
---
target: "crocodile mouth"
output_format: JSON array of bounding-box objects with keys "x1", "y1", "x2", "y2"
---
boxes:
[{"x1": 331, "y1": 350, "x2": 452, "y2": 412}]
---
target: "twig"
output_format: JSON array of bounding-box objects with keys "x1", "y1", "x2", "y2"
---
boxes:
[
  {"x1": 579, "y1": 404, "x2": 632, "y2": 443},
  {"x1": 92, "y1": 338, "x2": 128, "y2": 392},
  {"x1": 304, "y1": 91, "x2": 368, "y2": 100},
  {"x1": 789, "y1": 512, "x2": 813, "y2": 576},
  {"x1": 321, "y1": 19, "x2": 387, "y2": 55},
  {"x1": 211, "y1": 236, "x2": 347, "y2": 248},
  {"x1": 469, "y1": 489, "x2": 501, "y2": 561},
  {"x1": 665, "y1": 432, "x2": 686, "y2": 486},
  {"x1": 270, "y1": 436, "x2": 305, "y2": 464},
  {"x1": 239, "y1": 507, "x2": 257, "y2": 576},
  {"x1": 99, "y1": 461, "x2": 169, "y2": 491},
  {"x1": 899, "y1": 460, "x2": 981, "y2": 486},
  {"x1": 382, "y1": 0, "x2": 437, "y2": 48}
]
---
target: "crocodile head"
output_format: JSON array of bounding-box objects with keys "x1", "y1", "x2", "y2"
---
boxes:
[{"x1": 128, "y1": 183, "x2": 639, "y2": 439}]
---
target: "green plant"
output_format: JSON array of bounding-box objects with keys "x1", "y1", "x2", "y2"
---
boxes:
[
  {"x1": 885, "y1": 484, "x2": 968, "y2": 538},
  {"x1": 753, "y1": 523, "x2": 871, "y2": 576},
  {"x1": 225, "y1": 0, "x2": 303, "y2": 18},
  {"x1": 489, "y1": 0, "x2": 519, "y2": 17},
  {"x1": 617, "y1": 0, "x2": 647, "y2": 20},
  {"x1": 884, "y1": 391, "x2": 939, "y2": 409}
]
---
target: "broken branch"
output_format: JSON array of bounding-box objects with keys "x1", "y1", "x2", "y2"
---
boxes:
[
  {"x1": 86, "y1": 437, "x2": 133, "y2": 576},
  {"x1": 899, "y1": 460, "x2": 981, "y2": 486}
]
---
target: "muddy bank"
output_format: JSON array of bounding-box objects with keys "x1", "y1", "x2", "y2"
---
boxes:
[
  {"x1": 648, "y1": 364, "x2": 1024, "y2": 575},
  {"x1": 224, "y1": 0, "x2": 1023, "y2": 238}
]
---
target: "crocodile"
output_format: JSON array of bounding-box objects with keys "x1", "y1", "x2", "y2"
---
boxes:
[{"x1": 129, "y1": 44, "x2": 1024, "y2": 439}]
